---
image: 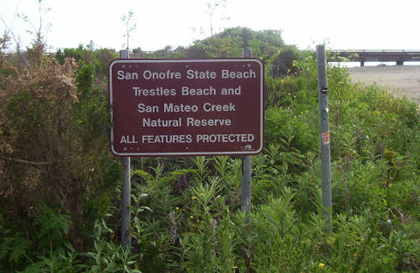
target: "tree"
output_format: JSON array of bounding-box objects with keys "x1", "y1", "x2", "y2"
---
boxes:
[
  {"x1": 18, "y1": 0, "x2": 51, "y2": 44},
  {"x1": 121, "y1": 10, "x2": 137, "y2": 50},
  {"x1": 206, "y1": 0, "x2": 229, "y2": 41}
]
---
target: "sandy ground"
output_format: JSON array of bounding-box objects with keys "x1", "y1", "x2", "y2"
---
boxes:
[{"x1": 348, "y1": 65, "x2": 420, "y2": 103}]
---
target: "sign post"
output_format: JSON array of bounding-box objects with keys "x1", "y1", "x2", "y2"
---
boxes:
[
  {"x1": 241, "y1": 48, "x2": 253, "y2": 213},
  {"x1": 119, "y1": 50, "x2": 131, "y2": 250},
  {"x1": 317, "y1": 44, "x2": 332, "y2": 232},
  {"x1": 109, "y1": 59, "x2": 264, "y2": 157},
  {"x1": 109, "y1": 58, "x2": 264, "y2": 250}
]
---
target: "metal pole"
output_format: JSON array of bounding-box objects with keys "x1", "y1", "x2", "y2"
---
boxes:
[
  {"x1": 241, "y1": 156, "x2": 252, "y2": 212},
  {"x1": 241, "y1": 48, "x2": 252, "y2": 212},
  {"x1": 119, "y1": 50, "x2": 131, "y2": 249},
  {"x1": 316, "y1": 45, "x2": 332, "y2": 231}
]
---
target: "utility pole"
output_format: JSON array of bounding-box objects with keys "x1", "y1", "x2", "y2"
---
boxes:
[
  {"x1": 119, "y1": 49, "x2": 131, "y2": 249},
  {"x1": 317, "y1": 44, "x2": 332, "y2": 231}
]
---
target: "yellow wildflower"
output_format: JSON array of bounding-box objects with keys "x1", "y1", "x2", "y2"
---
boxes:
[{"x1": 319, "y1": 263, "x2": 325, "y2": 269}]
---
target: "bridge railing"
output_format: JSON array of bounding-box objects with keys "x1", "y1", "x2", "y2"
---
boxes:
[{"x1": 328, "y1": 50, "x2": 420, "y2": 66}]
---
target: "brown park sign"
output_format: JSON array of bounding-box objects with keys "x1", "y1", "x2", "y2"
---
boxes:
[{"x1": 109, "y1": 59, "x2": 264, "y2": 156}]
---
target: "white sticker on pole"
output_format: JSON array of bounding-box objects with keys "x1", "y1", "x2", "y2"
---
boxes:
[{"x1": 322, "y1": 132, "x2": 330, "y2": 145}]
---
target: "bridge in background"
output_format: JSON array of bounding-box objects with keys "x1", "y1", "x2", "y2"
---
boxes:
[{"x1": 328, "y1": 50, "x2": 420, "y2": 66}]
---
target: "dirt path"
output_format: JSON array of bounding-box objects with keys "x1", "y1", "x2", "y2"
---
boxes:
[{"x1": 348, "y1": 65, "x2": 420, "y2": 103}]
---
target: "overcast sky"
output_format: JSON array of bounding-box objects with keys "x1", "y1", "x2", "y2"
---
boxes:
[{"x1": 1, "y1": 0, "x2": 419, "y2": 52}]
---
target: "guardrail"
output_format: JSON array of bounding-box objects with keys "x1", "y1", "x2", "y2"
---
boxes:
[{"x1": 328, "y1": 50, "x2": 420, "y2": 66}]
